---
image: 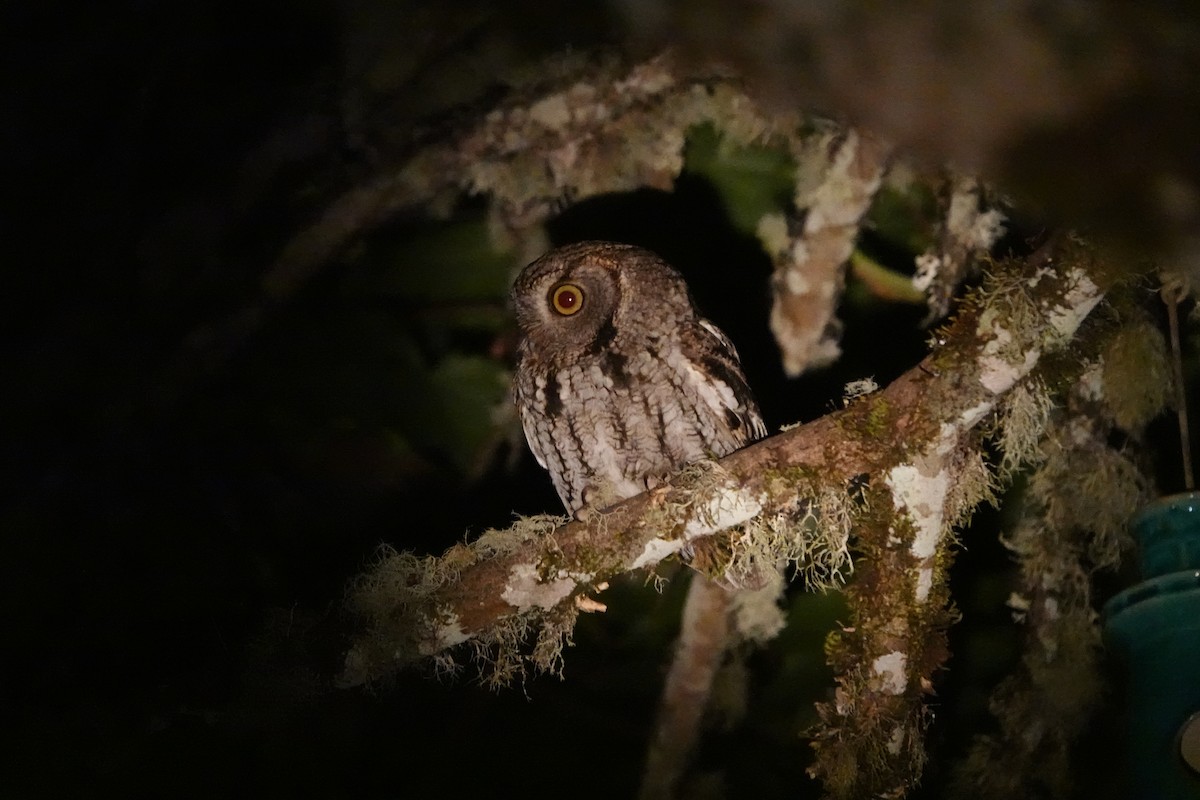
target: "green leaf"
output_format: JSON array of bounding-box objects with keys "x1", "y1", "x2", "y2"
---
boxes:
[
  {"x1": 849, "y1": 250, "x2": 925, "y2": 304},
  {"x1": 684, "y1": 124, "x2": 795, "y2": 235},
  {"x1": 869, "y1": 181, "x2": 939, "y2": 255},
  {"x1": 371, "y1": 217, "x2": 514, "y2": 303},
  {"x1": 417, "y1": 354, "x2": 511, "y2": 475}
]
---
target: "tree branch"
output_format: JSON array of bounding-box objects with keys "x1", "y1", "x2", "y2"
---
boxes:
[
  {"x1": 169, "y1": 52, "x2": 798, "y2": 381},
  {"x1": 338, "y1": 235, "x2": 1133, "y2": 800},
  {"x1": 761, "y1": 127, "x2": 892, "y2": 375},
  {"x1": 638, "y1": 575, "x2": 733, "y2": 800},
  {"x1": 341, "y1": 237, "x2": 1111, "y2": 682}
]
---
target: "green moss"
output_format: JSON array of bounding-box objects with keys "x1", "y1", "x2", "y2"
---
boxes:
[
  {"x1": 531, "y1": 605, "x2": 578, "y2": 678},
  {"x1": 865, "y1": 396, "x2": 892, "y2": 439},
  {"x1": 1101, "y1": 319, "x2": 1170, "y2": 431},
  {"x1": 1056, "y1": 233, "x2": 1153, "y2": 292},
  {"x1": 992, "y1": 380, "x2": 1054, "y2": 481},
  {"x1": 833, "y1": 395, "x2": 879, "y2": 441},
  {"x1": 342, "y1": 513, "x2": 578, "y2": 688}
]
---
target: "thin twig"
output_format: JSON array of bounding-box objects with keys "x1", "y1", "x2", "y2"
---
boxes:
[
  {"x1": 1163, "y1": 279, "x2": 1194, "y2": 489},
  {"x1": 639, "y1": 576, "x2": 731, "y2": 800}
]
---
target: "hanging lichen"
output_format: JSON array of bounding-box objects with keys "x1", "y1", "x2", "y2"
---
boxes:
[{"x1": 949, "y1": 308, "x2": 1167, "y2": 799}]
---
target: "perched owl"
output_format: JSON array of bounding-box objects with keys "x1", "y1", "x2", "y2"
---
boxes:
[{"x1": 511, "y1": 240, "x2": 766, "y2": 516}]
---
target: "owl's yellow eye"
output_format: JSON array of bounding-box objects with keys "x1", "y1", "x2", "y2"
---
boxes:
[{"x1": 549, "y1": 283, "x2": 584, "y2": 316}]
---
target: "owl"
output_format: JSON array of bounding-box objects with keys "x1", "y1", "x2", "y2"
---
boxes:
[{"x1": 511, "y1": 240, "x2": 766, "y2": 516}]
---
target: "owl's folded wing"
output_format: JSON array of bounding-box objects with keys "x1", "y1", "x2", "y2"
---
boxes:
[{"x1": 684, "y1": 319, "x2": 768, "y2": 447}]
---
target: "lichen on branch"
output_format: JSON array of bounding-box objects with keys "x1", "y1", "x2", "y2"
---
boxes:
[
  {"x1": 758, "y1": 128, "x2": 892, "y2": 375},
  {"x1": 949, "y1": 309, "x2": 1167, "y2": 799},
  {"x1": 341, "y1": 240, "x2": 1129, "y2": 800}
]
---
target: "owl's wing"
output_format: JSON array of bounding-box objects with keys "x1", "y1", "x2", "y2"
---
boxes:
[
  {"x1": 696, "y1": 318, "x2": 742, "y2": 361},
  {"x1": 516, "y1": 398, "x2": 549, "y2": 471},
  {"x1": 688, "y1": 319, "x2": 768, "y2": 444},
  {"x1": 518, "y1": 417, "x2": 549, "y2": 472}
]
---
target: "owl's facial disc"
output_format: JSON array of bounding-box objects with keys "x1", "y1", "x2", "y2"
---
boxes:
[
  {"x1": 528, "y1": 265, "x2": 619, "y2": 358},
  {"x1": 512, "y1": 243, "x2": 631, "y2": 360}
]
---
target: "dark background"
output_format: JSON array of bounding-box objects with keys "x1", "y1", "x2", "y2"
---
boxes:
[{"x1": 3, "y1": 3, "x2": 1191, "y2": 798}]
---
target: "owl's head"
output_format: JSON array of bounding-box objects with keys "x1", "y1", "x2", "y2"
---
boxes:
[{"x1": 511, "y1": 241, "x2": 690, "y2": 360}]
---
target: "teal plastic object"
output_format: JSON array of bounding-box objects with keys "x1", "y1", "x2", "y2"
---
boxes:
[{"x1": 1103, "y1": 492, "x2": 1200, "y2": 799}]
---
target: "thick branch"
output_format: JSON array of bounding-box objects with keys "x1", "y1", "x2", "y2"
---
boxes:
[
  {"x1": 762, "y1": 127, "x2": 892, "y2": 375},
  {"x1": 171, "y1": 53, "x2": 796, "y2": 379},
  {"x1": 340, "y1": 240, "x2": 1112, "y2": 688}
]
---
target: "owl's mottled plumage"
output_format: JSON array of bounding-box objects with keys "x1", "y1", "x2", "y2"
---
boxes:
[{"x1": 511, "y1": 240, "x2": 766, "y2": 515}]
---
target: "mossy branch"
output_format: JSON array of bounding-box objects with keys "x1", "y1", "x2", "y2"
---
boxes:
[
  {"x1": 342, "y1": 239, "x2": 1116, "y2": 701},
  {"x1": 170, "y1": 52, "x2": 799, "y2": 379},
  {"x1": 760, "y1": 127, "x2": 892, "y2": 375},
  {"x1": 948, "y1": 312, "x2": 1166, "y2": 798}
]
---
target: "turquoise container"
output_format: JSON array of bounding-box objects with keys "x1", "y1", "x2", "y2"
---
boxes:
[{"x1": 1103, "y1": 492, "x2": 1200, "y2": 799}]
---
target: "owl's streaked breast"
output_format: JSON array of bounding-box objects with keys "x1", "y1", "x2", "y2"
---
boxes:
[
  {"x1": 516, "y1": 331, "x2": 761, "y2": 515},
  {"x1": 511, "y1": 241, "x2": 764, "y2": 516}
]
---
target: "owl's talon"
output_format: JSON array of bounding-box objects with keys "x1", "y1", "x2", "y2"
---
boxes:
[
  {"x1": 573, "y1": 485, "x2": 604, "y2": 522},
  {"x1": 573, "y1": 503, "x2": 599, "y2": 523}
]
